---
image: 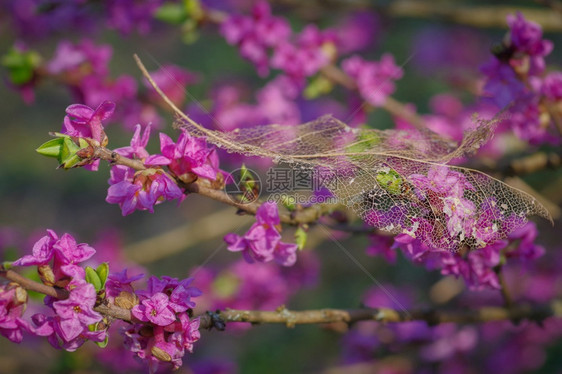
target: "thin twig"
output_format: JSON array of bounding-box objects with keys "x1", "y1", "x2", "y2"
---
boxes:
[{"x1": 0, "y1": 268, "x2": 69, "y2": 299}]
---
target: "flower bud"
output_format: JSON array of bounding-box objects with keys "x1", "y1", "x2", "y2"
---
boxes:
[
  {"x1": 7, "y1": 283, "x2": 28, "y2": 306},
  {"x1": 151, "y1": 345, "x2": 172, "y2": 362},
  {"x1": 37, "y1": 264, "x2": 56, "y2": 286},
  {"x1": 115, "y1": 291, "x2": 139, "y2": 310},
  {"x1": 36, "y1": 133, "x2": 91, "y2": 169}
]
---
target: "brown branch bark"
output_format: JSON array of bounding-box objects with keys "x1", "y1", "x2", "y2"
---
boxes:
[
  {"x1": 0, "y1": 268, "x2": 69, "y2": 299},
  {"x1": 0, "y1": 266, "x2": 134, "y2": 321},
  {"x1": 198, "y1": 302, "x2": 562, "y2": 329},
  {"x1": 3, "y1": 268, "x2": 562, "y2": 328}
]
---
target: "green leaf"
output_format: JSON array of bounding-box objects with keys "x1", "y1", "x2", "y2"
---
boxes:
[
  {"x1": 95, "y1": 263, "x2": 109, "y2": 288},
  {"x1": 85, "y1": 266, "x2": 102, "y2": 292},
  {"x1": 212, "y1": 272, "x2": 240, "y2": 298},
  {"x1": 185, "y1": 0, "x2": 204, "y2": 19},
  {"x1": 304, "y1": 75, "x2": 334, "y2": 99},
  {"x1": 36, "y1": 138, "x2": 65, "y2": 158},
  {"x1": 345, "y1": 131, "x2": 381, "y2": 154},
  {"x1": 88, "y1": 322, "x2": 109, "y2": 348},
  {"x1": 295, "y1": 226, "x2": 307, "y2": 250},
  {"x1": 240, "y1": 164, "x2": 256, "y2": 189},
  {"x1": 376, "y1": 168, "x2": 403, "y2": 195},
  {"x1": 37, "y1": 133, "x2": 89, "y2": 169},
  {"x1": 1, "y1": 48, "x2": 41, "y2": 85},
  {"x1": 155, "y1": 3, "x2": 187, "y2": 24},
  {"x1": 96, "y1": 335, "x2": 109, "y2": 348}
]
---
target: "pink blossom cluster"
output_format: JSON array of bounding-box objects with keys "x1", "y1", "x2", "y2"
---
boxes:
[
  {"x1": 187, "y1": 75, "x2": 304, "y2": 132},
  {"x1": 360, "y1": 160, "x2": 546, "y2": 290},
  {"x1": 47, "y1": 39, "x2": 161, "y2": 129},
  {"x1": 106, "y1": 124, "x2": 184, "y2": 216},
  {"x1": 367, "y1": 216, "x2": 544, "y2": 290},
  {"x1": 116, "y1": 275, "x2": 202, "y2": 373},
  {"x1": 7, "y1": 39, "x2": 197, "y2": 131},
  {"x1": 0, "y1": 282, "x2": 31, "y2": 343},
  {"x1": 3, "y1": 230, "x2": 106, "y2": 350},
  {"x1": 221, "y1": 1, "x2": 337, "y2": 87},
  {"x1": 224, "y1": 202, "x2": 299, "y2": 267},
  {"x1": 364, "y1": 164, "x2": 530, "y2": 256},
  {"x1": 0, "y1": 230, "x2": 205, "y2": 373},
  {"x1": 342, "y1": 54, "x2": 404, "y2": 107},
  {"x1": 481, "y1": 12, "x2": 560, "y2": 144},
  {"x1": 56, "y1": 100, "x2": 223, "y2": 216},
  {"x1": 106, "y1": 121, "x2": 223, "y2": 216},
  {"x1": 219, "y1": 1, "x2": 402, "y2": 121}
]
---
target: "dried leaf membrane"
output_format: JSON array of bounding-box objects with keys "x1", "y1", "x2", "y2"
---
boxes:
[
  {"x1": 176, "y1": 114, "x2": 551, "y2": 251},
  {"x1": 134, "y1": 51, "x2": 549, "y2": 252}
]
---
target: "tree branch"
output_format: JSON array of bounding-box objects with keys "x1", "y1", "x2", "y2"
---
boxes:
[
  {"x1": 3, "y1": 268, "x2": 561, "y2": 328},
  {"x1": 0, "y1": 266, "x2": 134, "y2": 321},
  {"x1": 382, "y1": 1, "x2": 562, "y2": 31},
  {"x1": 0, "y1": 267, "x2": 69, "y2": 299},
  {"x1": 198, "y1": 302, "x2": 562, "y2": 329},
  {"x1": 92, "y1": 144, "x2": 340, "y2": 225},
  {"x1": 271, "y1": 0, "x2": 562, "y2": 31}
]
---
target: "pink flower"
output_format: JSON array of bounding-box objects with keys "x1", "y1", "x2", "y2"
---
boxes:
[
  {"x1": 105, "y1": 269, "x2": 144, "y2": 303},
  {"x1": 507, "y1": 12, "x2": 553, "y2": 57},
  {"x1": 52, "y1": 283, "x2": 102, "y2": 341},
  {"x1": 271, "y1": 25, "x2": 334, "y2": 82},
  {"x1": 114, "y1": 124, "x2": 151, "y2": 160},
  {"x1": 13, "y1": 230, "x2": 95, "y2": 267},
  {"x1": 53, "y1": 233, "x2": 96, "y2": 265},
  {"x1": 220, "y1": 0, "x2": 290, "y2": 76},
  {"x1": 409, "y1": 165, "x2": 474, "y2": 199},
  {"x1": 106, "y1": 168, "x2": 184, "y2": 216},
  {"x1": 144, "y1": 65, "x2": 198, "y2": 106},
  {"x1": 342, "y1": 54, "x2": 403, "y2": 106},
  {"x1": 168, "y1": 313, "x2": 200, "y2": 354},
  {"x1": 145, "y1": 130, "x2": 222, "y2": 182},
  {"x1": 256, "y1": 76, "x2": 301, "y2": 125},
  {"x1": 62, "y1": 100, "x2": 115, "y2": 147},
  {"x1": 224, "y1": 202, "x2": 298, "y2": 266},
  {"x1": 0, "y1": 283, "x2": 31, "y2": 343},
  {"x1": 132, "y1": 292, "x2": 176, "y2": 326},
  {"x1": 13, "y1": 229, "x2": 58, "y2": 266},
  {"x1": 47, "y1": 39, "x2": 112, "y2": 76},
  {"x1": 541, "y1": 72, "x2": 562, "y2": 101}
]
